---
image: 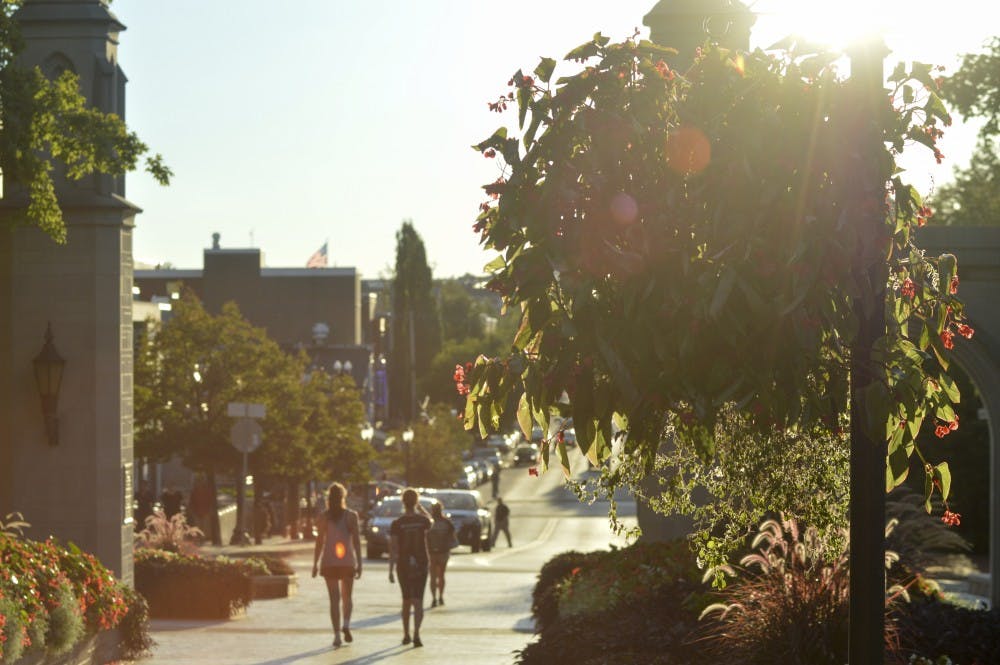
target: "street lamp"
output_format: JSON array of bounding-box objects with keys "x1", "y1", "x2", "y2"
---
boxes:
[
  {"x1": 402, "y1": 427, "x2": 414, "y2": 486},
  {"x1": 33, "y1": 322, "x2": 65, "y2": 446}
]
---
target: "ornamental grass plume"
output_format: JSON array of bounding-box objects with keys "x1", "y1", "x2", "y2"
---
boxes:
[
  {"x1": 697, "y1": 517, "x2": 906, "y2": 665},
  {"x1": 135, "y1": 508, "x2": 203, "y2": 554}
]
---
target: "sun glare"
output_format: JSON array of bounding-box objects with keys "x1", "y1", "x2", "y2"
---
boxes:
[{"x1": 752, "y1": 0, "x2": 895, "y2": 51}]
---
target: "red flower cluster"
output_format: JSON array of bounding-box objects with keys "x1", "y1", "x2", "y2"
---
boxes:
[
  {"x1": 654, "y1": 59, "x2": 675, "y2": 80},
  {"x1": 453, "y1": 362, "x2": 473, "y2": 396},
  {"x1": 916, "y1": 205, "x2": 933, "y2": 227},
  {"x1": 900, "y1": 277, "x2": 916, "y2": 299},
  {"x1": 483, "y1": 148, "x2": 496, "y2": 159},
  {"x1": 941, "y1": 510, "x2": 961, "y2": 527},
  {"x1": 957, "y1": 323, "x2": 975, "y2": 339},
  {"x1": 950, "y1": 275, "x2": 959, "y2": 294},
  {"x1": 940, "y1": 329, "x2": 955, "y2": 350},
  {"x1": 934, "y1": 415, "x2": 959, "y2": 438}
]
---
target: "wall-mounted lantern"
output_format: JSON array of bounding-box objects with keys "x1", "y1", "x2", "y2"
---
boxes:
[{"x1": 33, "y1": 322, "x2": 65, "y2": 446}]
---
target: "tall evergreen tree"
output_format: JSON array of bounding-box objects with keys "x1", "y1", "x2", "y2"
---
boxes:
[{"x1": 388, "y1": 220, "x2": 441, "y2": 423}]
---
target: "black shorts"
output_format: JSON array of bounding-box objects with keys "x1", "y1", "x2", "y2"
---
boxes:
[
  {"x1": 321, "y1": 565, "x2": 354, "y2": 580},
  {"x1": 398, "y1": 562, "x2": 428, "y2": 600}
]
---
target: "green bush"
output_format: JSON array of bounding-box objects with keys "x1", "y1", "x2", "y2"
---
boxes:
[
  {"x1": 134, "y1": 549, "x2": 256, "y2": 619},
  {"x1": 530, "y1": 550, "x2": 599, "y2": 633},
  {"x1": 42, "y1": 581, "x2": 85, "y2": 655},
  {"x1": 520, "y1": 542, "x2": 707, "y2": 665},
  {"x1": 117, "y1": 584, "x2": 156, "y2": 660}
]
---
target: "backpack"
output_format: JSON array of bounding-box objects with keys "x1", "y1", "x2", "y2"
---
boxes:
[{"x1": 427, "y1": 520, "x2": 454, "y2": 554}]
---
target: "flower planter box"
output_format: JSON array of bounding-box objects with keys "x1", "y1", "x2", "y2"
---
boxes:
[
  {"x1": 251, "y1": 574, "x2": 298, "y2": 600},
  {"x1": 137, "y1": 578, "x2": 249, "y2": 620},
  {"x1": 13, "y1": 629, "x2": 121, "y2": 665}
]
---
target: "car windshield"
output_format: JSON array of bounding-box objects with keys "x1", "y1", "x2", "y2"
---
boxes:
[
  {"x1": 435, "y1": 494, "x2": 478, "y2": 511},
  {"x1": 372, "y1": 498, "x2": 434, "y2": 517}
]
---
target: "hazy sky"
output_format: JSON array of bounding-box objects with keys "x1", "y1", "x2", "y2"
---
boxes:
[{"x1": 113, "y1": 0, "x2": 997, "y2": 278}]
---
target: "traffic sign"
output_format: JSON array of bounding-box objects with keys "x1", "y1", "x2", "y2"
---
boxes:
[
  {"x1": 227, "y1": 402, "x2": 267, "y2": 419},
  {"x1": 230, "y1": 417, "x2": 263, "y2": 453}
]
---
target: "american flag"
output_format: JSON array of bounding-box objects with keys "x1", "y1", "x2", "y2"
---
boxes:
[{"x1": 306, "y1": 241, "x2": 328, "y2": 268}]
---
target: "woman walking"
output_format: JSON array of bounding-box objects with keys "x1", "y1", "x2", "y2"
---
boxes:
[
  {"x1": 312, "y1": 482, "x2": 362, "y2": 648},
  {"x1": 426, "y1": 502, "x2": 456, "y2": 607},
  {"x1": 388, "y1": 488, "x2": 431, "y2": 647}
]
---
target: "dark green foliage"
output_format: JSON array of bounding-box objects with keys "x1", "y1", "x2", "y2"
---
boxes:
[
  {"x1": 134, "y1": 550, "x2": 257, "y2": 619},
  {"x1": 518, "y1": 588, "x2": 706, "y2": 665},
  {"x1": 895, "y1": 598, "x2": 1000, "y2": 664},
  {"x1": 531, "y1": 550, "x2": 599, "y2": 633},
  {"x1": 117, "y1": 585, "x2": 156, "y2": 661},
  {"x1": 932, "y1": 36, "x2": 1000, "y2": 227},
  {"x1": 521, "y1": 542, "x2": 707, "y2": 665}
]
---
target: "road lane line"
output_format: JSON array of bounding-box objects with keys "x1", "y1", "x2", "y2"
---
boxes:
[{"x1": 473, "y1": 517, "x2": 559, "y2": 566}]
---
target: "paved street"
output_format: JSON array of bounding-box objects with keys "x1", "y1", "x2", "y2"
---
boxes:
[{"x1": 143, "y1": 456, "x2": 636, "y2": 664}]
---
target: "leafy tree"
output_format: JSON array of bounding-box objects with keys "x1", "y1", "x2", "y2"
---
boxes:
[
  {"x1": 135, "y1": 293, "x2": 363, "y2": 543},
  {"x1": 376, "y1": 405, "x2": 468, "y2": 488},
  {"x1": 136, "y1": 295, "x2": 298, "y2": 542},
  {"x1": 641, "y1": 412, "x2": 851, "y2": 580},
  {"x1": 389, "y1": 220, "x2": 441, "y2": 423},
  {"x1": 299, "y1": 370, "x2": 373, "y2": 484},
  {"x1": 424, "y1": 336, "x2": 505, "y2": 408},
  {"x1": 462, "y1": 34, "x2": 970, "y2": 537},
  {"x1": 932, "y1": 37, "x2": 1000, "y2": 226},
  {"x1": 0, "y1": 1, "x2": 170, "y2": 241},
  {"x1": 438, "y1": 279, "x2": 486, "y2": 342}
]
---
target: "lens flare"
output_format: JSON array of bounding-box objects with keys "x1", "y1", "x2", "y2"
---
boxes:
[
  {"x1": 335, "y1": 542, "x2": 346, "y2": 559},
  {"x1": 610, "y1": 192, "x2": 638, "y2": 225},
  {"x1": 666, "y1": 125, "x2": 711, "y2": 175}
]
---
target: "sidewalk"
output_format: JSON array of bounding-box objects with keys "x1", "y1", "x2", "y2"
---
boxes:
[{"x1": 144, "y1": 536, "x2": 538, "y2": 664}]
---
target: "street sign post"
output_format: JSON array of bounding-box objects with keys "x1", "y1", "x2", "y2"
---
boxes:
[
  {"x1": 230, "y1": 417, "x2": 263, "y2": 453},
  {"x1": 227, "y1": 405, "x2": 265, "y2": 546}
]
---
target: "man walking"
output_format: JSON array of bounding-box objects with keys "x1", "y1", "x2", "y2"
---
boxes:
[{"x1": 493, "y1": 496, "x2": 511, "y2": 548}]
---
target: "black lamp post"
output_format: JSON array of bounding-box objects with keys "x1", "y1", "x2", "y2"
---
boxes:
[
  {"x1": 845, "y1": 37, "x2": 889, "y2": 665},
  {"x1": 33, "y1": 322, "x2": 65, "y2": 446}
]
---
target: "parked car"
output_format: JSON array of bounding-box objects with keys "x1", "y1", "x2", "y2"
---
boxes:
[
  {"x1": 424, "y1": 489, "x2": 492, "y2": 552},
  {"x1": 471, "y1": 446, "x2": 504, "y2": 473},
  {"x1": 470, "y1": 458, "x2": 493, "y2": 485},
  {"x1": 453, "y1": 464, "x2": 478, "y2": 490},
  {"x1": 514, "y1": 443, "x2": 540, "y2": 466},
  {"x1": 562, "y1": 428, "x2": 577, "y2": 447},
  {"x1": 484, "y1": 433, "x2": 511, "y2": 455},
  {"x1": 363, "y1": 494, "x2": 437, "y2": 559},
  {"x1": 347, "y1": 480, "x2": 403, "y2": 523}
]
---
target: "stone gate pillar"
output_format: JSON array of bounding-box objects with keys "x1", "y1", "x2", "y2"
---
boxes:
[{"x1": 0, "y1": 0, "x2": 139, "y2": 582}]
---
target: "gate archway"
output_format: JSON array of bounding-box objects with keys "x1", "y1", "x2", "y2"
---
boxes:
[{"x1": 918, "y1": 226, "x2": 1000, "y2": 607}]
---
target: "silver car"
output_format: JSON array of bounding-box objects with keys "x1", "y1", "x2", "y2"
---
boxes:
[{"x1": 423, "y1": 489, "x2": 493, "y2": 552}]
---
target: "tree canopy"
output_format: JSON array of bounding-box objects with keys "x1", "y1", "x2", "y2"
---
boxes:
[
  {"x1": 0, "y1": 1, "x2": 170, "y2": 241},
  {"x1": 134, "y1": 293, "x2": 371, "y2": 485},
  {"x1": 932, "y1": 36, "x2": 1000, "y2": 227},
  {"x1": 461, "y1": 34, "x2": 971, "y2": 528}
]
